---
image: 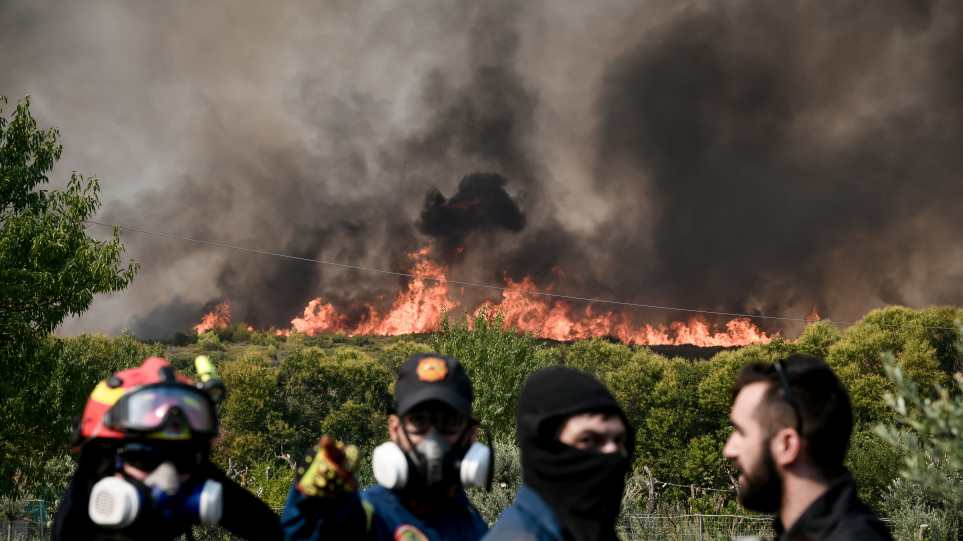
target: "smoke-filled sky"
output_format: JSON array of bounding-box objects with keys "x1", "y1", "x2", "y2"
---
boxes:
[{"x1": 3, "y1": 0, "x2": 963, "y2": 339}]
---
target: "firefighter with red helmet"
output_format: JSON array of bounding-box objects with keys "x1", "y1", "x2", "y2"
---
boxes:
[{"x1": 53, "y1": 356, "x2": 282, "y2": 541}]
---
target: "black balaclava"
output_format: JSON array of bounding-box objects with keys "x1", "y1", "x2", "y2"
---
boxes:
[{"x1": 516, "y1": 367, "x2": 635, "y2": 541}]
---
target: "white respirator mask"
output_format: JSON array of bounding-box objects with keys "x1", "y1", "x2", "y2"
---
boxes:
[
  {"x1": 372, "y1": 440, "x2": 493, "y2": 491},
  {"x1": 88, "y1": 471, "x2": 223, "y2": 529}
]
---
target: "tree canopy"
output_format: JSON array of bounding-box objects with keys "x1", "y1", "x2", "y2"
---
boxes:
[{"x1": 0, "y1": 95, "x2": 138, "y2": 496}]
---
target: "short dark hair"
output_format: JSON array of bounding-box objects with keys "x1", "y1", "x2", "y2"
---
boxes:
[{"x1": 733, "y1": 355, "x2": 852, "y2": 477}]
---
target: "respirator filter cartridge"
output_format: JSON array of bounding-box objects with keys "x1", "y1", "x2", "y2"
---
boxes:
[{"x1": 88, "y1": 477, "x2": 142, "y2": 529}]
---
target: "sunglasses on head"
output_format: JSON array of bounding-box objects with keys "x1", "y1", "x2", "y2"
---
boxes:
[
  {"x1": 117, "y1": 442, "x2": 203, "y2": 473},
  {"x1": 773, "y1": 359, "x2": 803, "y2": 435},
  {"x1": 402, "y1": 409, "x2": 470, "y2": 436}
]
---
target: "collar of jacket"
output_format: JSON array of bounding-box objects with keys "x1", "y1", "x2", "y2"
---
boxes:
[{"x1": 773, "y1": 471, "x2": 871, "y2": 540}]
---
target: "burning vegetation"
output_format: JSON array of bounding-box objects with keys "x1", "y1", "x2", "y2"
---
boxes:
[
  {"x1": 195, "y1": 243, "x2": 775, "y2": 347},
  {"x1": 189, "y1": 172, "x2": 782, "y2": 347}
]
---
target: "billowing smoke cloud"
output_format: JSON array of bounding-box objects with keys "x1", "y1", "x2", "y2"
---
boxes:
[
  {"x1": 588, "y1": 0, "x2": 963, "y2": 332},
  {"x1": 419, "y1": 172, "x2": 526, "y2": 262},
  {"x1": 2, "y1": 0, "x2": 962, "y2": 339}
]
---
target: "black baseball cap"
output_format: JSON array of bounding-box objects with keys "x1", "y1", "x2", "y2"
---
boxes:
[{"x1": 394, "y1": 353, "x2": 473, "y2": 417}]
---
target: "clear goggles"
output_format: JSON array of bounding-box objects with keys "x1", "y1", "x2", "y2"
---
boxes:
[{"x1": 106, "y1": 384, "x2": 216, "y2": 435}]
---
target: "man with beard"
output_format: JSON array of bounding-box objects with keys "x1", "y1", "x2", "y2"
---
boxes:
[
  {"x1": 724, "y1": 354, "x2": 892, "y2": 541},
  {"x1": 483, "y1": 366, "x2": 634, "y2": 541},
  {"x1": 281, "y1": 353, "x2": 491, "y2": 540}
]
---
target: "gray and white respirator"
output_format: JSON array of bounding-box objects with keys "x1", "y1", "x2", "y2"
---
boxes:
[{"x1": 372, "y1": 435, "x2": 492, "y2": 490}]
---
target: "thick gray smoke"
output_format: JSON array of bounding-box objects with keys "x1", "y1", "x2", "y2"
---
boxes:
[{"x1": 2, "y1": 0, "x2": 962, "y2": 339}]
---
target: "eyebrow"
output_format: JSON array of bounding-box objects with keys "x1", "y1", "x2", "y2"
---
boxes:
[{"x1": 575, "y1": 426, "x2": 626, "y2": 437}]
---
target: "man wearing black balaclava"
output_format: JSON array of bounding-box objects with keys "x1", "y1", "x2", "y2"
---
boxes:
[{"x1": 484, "y1": 366, "x2": 634, "y2": 541}]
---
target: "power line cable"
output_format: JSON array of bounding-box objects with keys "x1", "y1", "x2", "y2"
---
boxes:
[{"x1": 84, "y1": 220, "x2": 961, "y2": 331}]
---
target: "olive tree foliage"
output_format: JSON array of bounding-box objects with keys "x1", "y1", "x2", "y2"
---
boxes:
[
  {"x1": 0, "y1": 95, "x2": 138, "y2": 497},
  {"x1": 881, "y1": 471, "x2": 963, "y2": 541},
  {"x1": 877, "y1": 348, "x2": 963, "y2": 505},
  {"x1": 216, "y1": 353, "x2": 296, "y2": 466},
  {"x1": 874, "y1": 331, "x2": 963, "y2": 540},
  {"x1": 279, "y1": 346, "x2": 393, "y2": 453},
  {"x1": 213, "y1": 346, "x2": 394, "y2": 479},
  {"x1": 0, "y1": 493, "x2": 30, "y2": 539}
]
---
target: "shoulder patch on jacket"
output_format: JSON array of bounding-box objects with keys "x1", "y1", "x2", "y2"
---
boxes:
[{"x1": 395, "y1": 523, "x2": 429, "y2": 541}]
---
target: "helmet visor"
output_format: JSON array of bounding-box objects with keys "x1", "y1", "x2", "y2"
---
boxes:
[{"x1": 117, "y1": 385, "x2": 215, "y2": 434}]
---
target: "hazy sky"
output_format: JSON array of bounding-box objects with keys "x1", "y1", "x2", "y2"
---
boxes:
[{"x1": 3, "y1": 0, "x2": 962, "y2": 339}]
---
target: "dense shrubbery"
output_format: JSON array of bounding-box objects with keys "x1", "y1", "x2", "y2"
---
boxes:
[{"x1": 5, "y1": 305, "x2": 962, "y2": 538}]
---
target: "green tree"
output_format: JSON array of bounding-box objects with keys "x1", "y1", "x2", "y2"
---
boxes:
[
  {"x1": 197, "y1": 330, "x2": 225, "y2": 351},
  {"x1": 277, "y1": 347, "x2": 392, "y2": 455},
  {"x1": 877, "y1": 350, "x2": 963, "y2": 506},
  {"x1": 1, "y1": 95, "x2": 136, "y2": 346},
  {"x1": 376, "y1": 339, "x2": 433, "y2": 375},
  {"x1": 216, "y1": 353, "x2": 295, "y2": 466},
  {"x1": 565, "y1": 338, "x2": 634, "y2": 377},
  {"x1": 0, "y1": 493, "x2": 29, "y2": 540},
  {"x1": 429, "y1": 308, "x2": 552, "y2": 441},
  {"x1": 1, "y1": 95, "x2": 137, "y2": 496}
]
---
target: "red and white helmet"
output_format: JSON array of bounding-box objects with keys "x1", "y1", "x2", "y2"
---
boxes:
[{"x1": 73, "y1": 357, "x2": 221, "y2": 450}]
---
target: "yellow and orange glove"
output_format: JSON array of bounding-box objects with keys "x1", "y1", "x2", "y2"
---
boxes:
[{"x1": 295, "y1": 436, "x2": 360, "y2": 499}]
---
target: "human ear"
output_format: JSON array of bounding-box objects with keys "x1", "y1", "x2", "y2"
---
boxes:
[
  {"x1": 387, "y1": 414, "x2": 401, "y2": 445},
  {"x1": 770, "y1": 427, "x2": 801, "y2": 467}
]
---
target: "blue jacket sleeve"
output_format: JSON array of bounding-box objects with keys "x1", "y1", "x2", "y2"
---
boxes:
[{"x1": 280, "y1": 482, "x2": 370, "y2": 541}]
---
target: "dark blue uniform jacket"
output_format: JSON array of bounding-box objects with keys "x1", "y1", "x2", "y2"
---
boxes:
[
  {"x1": 482, "y1": 485, "x2": 564, "y2": 541},
  {"x1": 282, "y1": 482, "x2": 488, "y2": 541}
]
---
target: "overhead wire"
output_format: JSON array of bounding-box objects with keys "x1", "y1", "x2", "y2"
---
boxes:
[{"x1": 84, "y1": 220, "x2": 961, "y2": 331}]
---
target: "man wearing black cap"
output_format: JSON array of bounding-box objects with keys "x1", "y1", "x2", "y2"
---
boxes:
[
  {"x1": 484, "y1": 366, "x2": 634, "y2": 541},
  {"x1": 281, "y1": 353, "x2": 490, "y2": 541}
]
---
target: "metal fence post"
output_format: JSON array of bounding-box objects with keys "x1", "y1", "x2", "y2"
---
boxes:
[
  {"x1": 643, "y1": 466, "x2": 654, "y2": 515},
  {"x1": 698, "y1": 513, "x2": 704, "y2": 540}
]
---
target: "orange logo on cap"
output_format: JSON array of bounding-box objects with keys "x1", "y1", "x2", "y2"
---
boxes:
[
  {"x1": 416, "y1": 357, "x2": 447, "y2": 382},
  {"x1": 395, "y1": 524, "x2": 429, "y2": 541}
]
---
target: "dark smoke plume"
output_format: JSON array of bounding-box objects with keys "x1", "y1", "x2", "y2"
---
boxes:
[
  {"x1": 2, "y1": 0, "x2": 962, "y2": 339},
  {"x1": 588, "y1": 0, "x2": 963, "y2": 333},
  {"x1": 419, "y1": 172, "x2": 526, "y2": 262}
]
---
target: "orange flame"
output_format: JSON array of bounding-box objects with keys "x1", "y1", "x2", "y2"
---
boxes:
[
  {"x1": 195, "y1": 245, "x2": 773, "y2": 347},
  {"x1": 805, "y1": 305, "x2": 821, "y2": 325},
  {"x1": 194, "y1": 301, "x2": 231, "y2": 334},
  {"x1": 495, "y1": 276, "x2": 770, "y2": 346},
  {"x1": 290, "y1": 244, "x2": 459, "y2": 336}
]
